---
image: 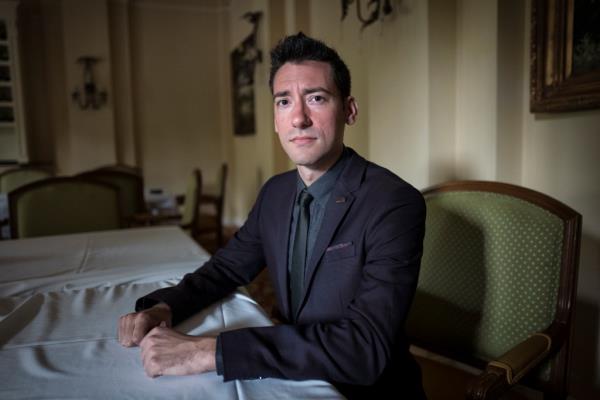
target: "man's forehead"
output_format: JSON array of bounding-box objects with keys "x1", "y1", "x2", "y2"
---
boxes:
[{"x1": 273, "y1": 61, "x2": 335, "y2": 91}]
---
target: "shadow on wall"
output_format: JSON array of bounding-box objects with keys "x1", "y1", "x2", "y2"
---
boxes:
[
  {"x1": 570, "y1": 233, "x2": 600, "y2": 400},
  {"x1": 428, "y1": 160, "x2": 459, "y2": 187}
]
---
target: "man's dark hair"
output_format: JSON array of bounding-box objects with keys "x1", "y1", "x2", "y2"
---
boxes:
[{"x1": 269, "y1": 32, "x2": 351, "y2": 99}]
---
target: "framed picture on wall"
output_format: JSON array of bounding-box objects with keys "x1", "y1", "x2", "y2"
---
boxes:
[
  {"x1": 530, "y1": 0, "x2": 600, "y2": 112},
  {"x1": 231, "y1": 46, "x2": 256, "y2": 135}
]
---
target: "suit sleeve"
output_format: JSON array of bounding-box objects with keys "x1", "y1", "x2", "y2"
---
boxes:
[
  {"x1": 219, "y1": 185, "x2": 426, "y2": 385},
  {"x1": 135, "y1": 183, "x2": 268, "y2": 325}
]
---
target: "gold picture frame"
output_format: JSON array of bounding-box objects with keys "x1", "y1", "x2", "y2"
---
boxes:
[{"x1": 530, "y1": 0, "x2": 600, "y2": 112}]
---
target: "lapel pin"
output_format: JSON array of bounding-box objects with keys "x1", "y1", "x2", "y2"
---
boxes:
[{"x1": 335, "y1": 197, "x2": 346, "y2": 203}]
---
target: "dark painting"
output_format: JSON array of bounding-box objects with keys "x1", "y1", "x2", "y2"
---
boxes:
[
  {"x1": 231, "y1": 47, "x2": 256, "y2": 135},
  {"x1": 572, "y1": 0, "x2": 600, "y2": 75}
]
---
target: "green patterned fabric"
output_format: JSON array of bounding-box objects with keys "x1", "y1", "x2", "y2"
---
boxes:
[
  {"x1": 11, "y1": 180, "x2": 120, "y2": 238},
  {"x1": 80, "y1": 171, "x2": 144, "y2": 220},
  {"x1": 180, "y1": 172, "x2": 199, "y2": 228},
  {"x1": 0, "y1": 169, "x2": 51, "y2": 193},
  {"x1": 407, "y1": 191, "x2": 563, "y2": 369}
]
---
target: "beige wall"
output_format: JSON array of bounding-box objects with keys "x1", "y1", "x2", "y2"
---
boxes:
[
  {"x1": 17, "y1": 0, "x2": 600, "y2": 396},
  {"x1": 129, "y1": 1, "x2": 225, "y2": 195},
  {"x1": 62, "y1": 0, "x2": 117, "y2": 172}
]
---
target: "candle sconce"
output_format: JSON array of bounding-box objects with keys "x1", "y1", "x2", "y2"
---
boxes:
[{"x1": 71, "y1": 56, "x2": 107, "y2": 110}]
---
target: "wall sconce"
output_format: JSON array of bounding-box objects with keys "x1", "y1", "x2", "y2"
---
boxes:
[
  {"x1": 71, "y1": 56, "x2": 107, "y2": 110},
  {"x1": 341, "y1": 0, "x2": 393, "y2": 30}
]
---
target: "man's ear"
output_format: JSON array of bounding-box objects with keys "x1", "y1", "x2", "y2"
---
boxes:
[{"x1": 345, "y1": 96, "x2": 358, "y2": 125}]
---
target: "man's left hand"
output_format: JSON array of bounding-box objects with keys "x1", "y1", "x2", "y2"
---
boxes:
[{"x1": 139, "y1": 324, "x2": 217, "y2": 378}]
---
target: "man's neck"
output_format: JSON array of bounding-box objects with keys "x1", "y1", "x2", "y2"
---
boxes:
[{"x1": 296, "y1": 147, "x2": 344, "y2": 187}]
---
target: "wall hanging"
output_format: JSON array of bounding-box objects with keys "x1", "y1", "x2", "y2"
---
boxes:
[
  {"x1": 341, "y1": 0, "x2": 393, "y2": 31},
  {"x1": 231, "y1": 11, "x2": 262, "y2": 135},
  {"x1": 531, "y1": 0, "x2": 600, "y2": 112},
  {"x1": 72, "y1": 56, "x2": 107, "y2": 110}
]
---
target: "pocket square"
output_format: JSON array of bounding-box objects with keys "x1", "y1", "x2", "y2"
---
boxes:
[{"x1": 326, "y1": 242, "x2": 353, "y2": 252}]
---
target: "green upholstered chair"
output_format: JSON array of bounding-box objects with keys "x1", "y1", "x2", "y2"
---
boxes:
[
  {"x1": 8, "y1": 177, "x2": 121, "y2": 238},
  {"x1": 407, "y1": 181, "x2": 581, "y2": 400},
  {"x1": 77, "y1": 168, "x2": 146, "y2": 226},
  {"x1": 1, "y1": 167, "x2": 54, "y2": 239},
  {"x1": 95, "y1": 163, "x2": 142, "y2": 176},
  {"x1": 196, "y1": 163, "x2": 228, "y2": 248},
  {"x1": 0, "y1": 167, "x2": 52, "y2": 193},
  {"x1": 132, "y1": 169, "x2": 202, "y2": 238},
  {"x1": 178, "y1": 168, "x2": 203, "y2": 237}
]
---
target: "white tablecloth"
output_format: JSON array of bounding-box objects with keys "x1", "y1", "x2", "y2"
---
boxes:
[
  {"x1": 0, "y1": 226, "x2": 209, "y2": 298},
  {"x1": 0, "y1": 227, "x2": 343, "y2": 399}
]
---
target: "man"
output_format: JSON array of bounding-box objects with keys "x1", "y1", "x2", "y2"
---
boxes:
[{"x1": 119, "y1": 33, "x2": 426, "y2": 399}]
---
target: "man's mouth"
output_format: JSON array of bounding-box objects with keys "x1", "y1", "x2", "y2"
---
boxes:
[{"x1": 290, "y1": 136, "x2": 316, "y2": 145}]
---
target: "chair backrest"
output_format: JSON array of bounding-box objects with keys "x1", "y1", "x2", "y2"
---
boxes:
[
  {"x1": 9, "y1": 177, "x2": 121, "y2": 238},
  {"x1": 0, "y1": 167, "x2": 52, "y2": 193},
  {"x1": 406, "y1": 181, "x2": 581, "y2": 394},
  {"x1": 95, "y1": 163, "x2": 142, "y2": 176},
  {"x1": 180, "y1": 169, "x2": 202, "y2": 232},
  {"x1": 216, "y1": 163, "x2": 228, "y2": 210},
  {"x1": 77, "y1": 168, "x2": 145, "y2": 222}
]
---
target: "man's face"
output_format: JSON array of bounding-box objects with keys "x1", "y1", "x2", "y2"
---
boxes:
[{"x1": 272, "y1": 61, "x2": 357, "y2": 172}]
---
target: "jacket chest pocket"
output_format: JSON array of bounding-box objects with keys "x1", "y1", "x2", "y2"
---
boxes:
[{"x1": 322, "y1": 241, "x2": 355, "y2": 263}]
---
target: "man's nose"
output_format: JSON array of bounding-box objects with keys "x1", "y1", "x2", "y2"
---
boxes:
[{"x1": 291, "y1": 102, "x2": 312, "y2": 129}]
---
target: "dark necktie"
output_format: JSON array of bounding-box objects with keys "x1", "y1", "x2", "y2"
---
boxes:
[{"x1": 290, "y1": 190, "x2": 313, "y2": 319}]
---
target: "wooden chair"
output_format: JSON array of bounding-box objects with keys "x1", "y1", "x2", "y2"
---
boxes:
[
  {"x1": 0, "y1": 166, "x2": 53, "y2": 193},
  {"x1": 407, "y1": 181, "x2": 581, "y2": 400},
  {"x1": 133, "y1": 169, "x2": 202, "y2": 238},
  {"x1": 94, "y1": 163, "x2": 142, "y2": 176},
  {"x1": 1, "y1": 166, "x2": 54, "y2": 239},
  {"x1": 196, "y1": 163, "x2": 227, "y2": 247},
  {"x1": 179, "y1": 168, "x2": 203, "y2": 237},
  {"x1": 77, "y1": 167, "x2": 146, "y2": 226},
  {"x1": 8, "y1": 177, "x2": 121, "y2": 238}
]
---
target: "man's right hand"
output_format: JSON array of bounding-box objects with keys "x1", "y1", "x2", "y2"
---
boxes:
[{"x1": 118, "y1": 303, "x2": 172, "y2": 347}]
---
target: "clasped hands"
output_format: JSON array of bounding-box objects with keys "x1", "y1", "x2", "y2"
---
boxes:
[{"x1": 118, "y1": 303, "x2": 216, "y2": 377}]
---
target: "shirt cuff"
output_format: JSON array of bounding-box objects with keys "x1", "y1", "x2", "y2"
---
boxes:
[{"x1": 215, "y1": 334, "x2": 224, "y2": 376}]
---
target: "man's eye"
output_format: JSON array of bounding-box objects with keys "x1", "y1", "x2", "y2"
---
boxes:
[
  {"x1": 276, "y1": 99, "x2": 289, "y2": 107},
  {"x1": 309, "y1": 95, "x2": 325, "y2": 103}
]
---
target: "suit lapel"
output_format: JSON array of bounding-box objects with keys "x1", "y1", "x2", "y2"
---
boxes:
[
  {"x1": 304, "y1": 189, "x2": 354, "y2": 285},
  {"x1": 296, "y1": 149, "x2": 367, "y2": 318}
]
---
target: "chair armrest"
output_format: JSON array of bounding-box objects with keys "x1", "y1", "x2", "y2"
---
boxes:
[
  {"x1": 467, "y1": 333, "x2": 552, "y2": 400},
  {"x1": 488, "y1": 333, "x2": 551, "y2": 384}
]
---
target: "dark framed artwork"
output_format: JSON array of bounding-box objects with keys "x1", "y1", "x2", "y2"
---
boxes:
[
  {"x1": 531, "y1": 0, "x2": 600, "y2": 112},
  {"x1": 231, "y1": 47, "x2": 256, "y2": 135}
]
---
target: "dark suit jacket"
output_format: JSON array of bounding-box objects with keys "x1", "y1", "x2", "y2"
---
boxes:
[{"x1": 137, "y1": 148, "x2": 426, "y2": 399}]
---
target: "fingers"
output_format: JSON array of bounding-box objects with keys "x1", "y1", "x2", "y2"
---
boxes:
[
  {"x1": 140, "y1": 332, "x2": 217, "y2": 378},
  {"x1": 118, "y1": 313, "x2": 135, "y2": 347},
  {"x1": 118, "y1": 312, "x2": 153, "y2": 347},
  {"x1": 131, "y1": 312, "x2": 153, "y2": 345},
  {"x1": 118, "y1": 304, "x2": 172, "y2": 348},
  {"x1": 140, "y1": 325, "x2": 170, "y2": 378}
]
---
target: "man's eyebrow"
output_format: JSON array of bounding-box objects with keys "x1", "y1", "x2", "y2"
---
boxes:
[
  {"x1": 273, "y1": 90, "x2": 290, "y2": 98},
  {"x1": 273, "y1": 87, "x2": 334, "y2": 99},
  {"x1": 303, "y1": 87, "x2": 334, "y2": 96}
]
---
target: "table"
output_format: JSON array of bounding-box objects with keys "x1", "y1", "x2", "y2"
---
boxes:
[
  {"x1": 0, "y1": 227, "x2": 343, "y2": 399},
  {"x1": 0, "y1": 226, "x2": 210, "y2": 298}
]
